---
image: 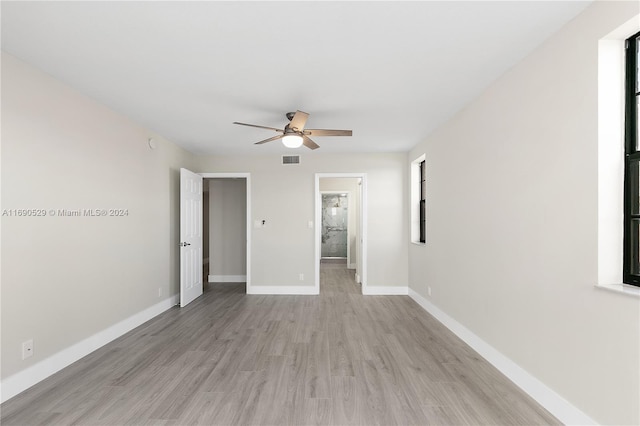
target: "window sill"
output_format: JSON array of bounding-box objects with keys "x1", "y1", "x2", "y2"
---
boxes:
[
  {"x1": 595, "y1": 283, "x2": 640, "y2": 297},
  {"x1": 411, "y1": 241, "x2": 426, "y2": 247}
]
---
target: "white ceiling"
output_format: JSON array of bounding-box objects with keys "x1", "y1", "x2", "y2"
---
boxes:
[{"x1": 2, "y1": 1, "x2": 592, "y2": 156}]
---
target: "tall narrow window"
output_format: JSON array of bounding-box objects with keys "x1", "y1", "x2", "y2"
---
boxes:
[
  {"x1": 411, "y1": 154, "x2": 426, "y2": 244},
  {"x1": 623, "y1": 30, "x2": 640, "y2": 287},
  {"x1": 419, "y1": 160, "x2": 426, "y2": 243}
]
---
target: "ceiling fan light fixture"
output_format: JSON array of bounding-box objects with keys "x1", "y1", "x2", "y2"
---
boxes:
[{"x1": 282, "y1": 134, "x2": 303, "y2": 148}]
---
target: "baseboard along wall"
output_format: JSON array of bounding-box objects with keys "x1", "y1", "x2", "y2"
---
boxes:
[
  {"x1": 247, "y1": 285, "x2": 319, "y2": 295},
  {"x1": 407, "y1": 288, "x2": 596, "y2": 426},
  {"x1": 208, "y1": 274, "x2": 246, "y2": 283},
  {"x1": 0, "y1": 295, "x2": 179, "y2": 404},
  {"x1": 363, "y1": 286, "x2": 408, "y2": 295}
]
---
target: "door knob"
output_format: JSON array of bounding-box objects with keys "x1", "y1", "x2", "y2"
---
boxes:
[{"x1": 180, "y1": 242, "x2": 191, "y2": 247}]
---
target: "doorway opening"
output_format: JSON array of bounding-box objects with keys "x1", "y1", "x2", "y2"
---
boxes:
[
  {"x1": 201, "y1": 173, "x2": 251, "y2": 296},
  {"x1": 320, "y1": 192, "x2": 350, "y2": 262},
  {"x1": 315, "y1": 174, "x2": 367, "y2": 294},
  {"x1": 204, "y1": 177, "x2": 248, "y2": 290},
  {"x1": 180, "y1": 170, "x2": 251, "y2": 308}
]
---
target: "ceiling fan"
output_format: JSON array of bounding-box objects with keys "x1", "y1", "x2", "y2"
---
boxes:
[{"x1": 233, "y1": 110, "x2": 352, "y2": 150}]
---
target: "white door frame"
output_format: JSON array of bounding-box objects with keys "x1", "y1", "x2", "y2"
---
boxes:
[
  {"x1": 315, "y1": 173, "x2": 367, "y2": 295},
  {"x1": 200, "y1": 172, "x2": 252, "y2": 294},
  {"x1": 320, "y1": 191, "x2": 351, "y2": 267}
]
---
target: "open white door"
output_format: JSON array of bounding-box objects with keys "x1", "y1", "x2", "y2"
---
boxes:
[{"x1": 180, "y1": 168, "x2": 203, "y2": 307}]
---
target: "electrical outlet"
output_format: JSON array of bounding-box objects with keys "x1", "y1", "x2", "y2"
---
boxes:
[
  {"x1": 428, "y1": 286, "x2": 432, "y2": 296},
  {"x1": 158, "y1": 287, "x2": 162, "y2": 297},
  {"x1": 22, "y1": 339, "x2": 33, "y2": 360},
  {"x1": 299, "y1": 273, "x2": 304, "y2": 281}
]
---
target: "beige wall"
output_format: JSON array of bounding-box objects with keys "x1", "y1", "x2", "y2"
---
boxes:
[
  {"x1": 208, "y1": 178, "x2": 247, "y2": 278},
  {"x1": 407, "y1": 2, "x2": 640, "y2": 424},
  {"x1": 1, "y1": 53, "x2": 194, "y2": 380},
  {"x1": 194, "y1": 154, "x2": 408, "y2": 289}
]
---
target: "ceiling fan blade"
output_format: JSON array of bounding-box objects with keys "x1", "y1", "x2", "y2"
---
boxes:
[
  {"x1": 255, "y1": 134, "x2": 285, "y2": 145},
  {"x1": 302, "y1": 135, "x2": 320, "y2": 150},
  {"x1": 304, "y1": 129, "x2": 352, "y2": 137},
  {"x1": 288, "y1": 110, "x2": 309, "y2": 131},
  {"x1": 233, "y1": 122, "x2": 284, "y2": 132}
]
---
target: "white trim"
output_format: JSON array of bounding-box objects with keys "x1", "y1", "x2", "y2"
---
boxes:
[
  {"x1": 348, "y1": 263, "x2": 356, "y2": 270},
  {"x1": 595, "y1": 283, "x2": 640, "y2": 297},
  {"x1": 407, "y1": 289, "x2": 597, "y2": 426},
  {"x1": 363, "y1": 286, "x2": 408, "y2": 296},
  {"x1": 247, "y1": 285, "x2": 319, "y2": 295},
  {"x1": 0, "y1": 295, "x2": 179, "y2": 404},
  {"x1": 597, "y1": 38, "x2": 625, "y2": 286},
  {"x1": 199, "y1": 173, "x2": 251, "y2": 294},
  {"x1": 315, "y1": 173, "x2": 367, "y2": 295},
  {"x1": 208, "y1": 274, "x2": 246, "y2": 283}
]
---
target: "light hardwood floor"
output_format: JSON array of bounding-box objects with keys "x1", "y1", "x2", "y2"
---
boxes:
[{"x1": 1, "y1": 262, "x2": 560, "y2": 425}]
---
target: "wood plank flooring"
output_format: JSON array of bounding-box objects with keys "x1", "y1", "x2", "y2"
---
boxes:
[{"x1": 1, "y1": 262, "x2": 560, "y2": 425}]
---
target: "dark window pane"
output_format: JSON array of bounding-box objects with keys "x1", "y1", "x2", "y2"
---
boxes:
[
  {"x1": 636, "y1": 35, "x2": 640, "y2": 92},
  {"x1": 419, "y1": 199, "x2": 426, "y2": 243},
  {"x1": 630, "y1": 160, "x2": 640, "y2": 216},
  {"x1": 625, "y1": 32, "x2": 640, "y2": 286},
  {"x1": 637, "y1": 159, "x2": 640, "y2": 215},
  {"x1": 631, "y1": 219, "x2": 640, "y2": 275}
]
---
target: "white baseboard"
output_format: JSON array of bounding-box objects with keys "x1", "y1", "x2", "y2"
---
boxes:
[
  {"x1": 247, "y1": 285, "x2": 318, "y2": 295},
  {"x1": 407, "y1": 288, "x2": 596, "y2": 426},
  {"x1": 363, "y1": 286, "x2": 408, "y2": 295},
  {"x1": 208, "y1": 274, "x2": 246, "y2": 283},
  {"x1": 0, "y1": 295, "x2": 179, "y2": 404},
  {"x1": 355, "y1": 273, "x2": 361, "y2": 284}
]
